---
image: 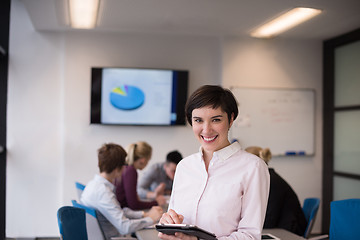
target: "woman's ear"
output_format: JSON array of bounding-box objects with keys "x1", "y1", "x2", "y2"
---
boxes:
[{"x1": 229, "y1": 113, "x2": 235, "y2": 128}]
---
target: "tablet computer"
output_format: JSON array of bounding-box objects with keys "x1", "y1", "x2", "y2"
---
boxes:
[
  {"x1": 155, "y1": 224, "x2": 217, "y2": 240},
  {"x1": 261, "y1": 233, "x2": 281, "y2": 239}
]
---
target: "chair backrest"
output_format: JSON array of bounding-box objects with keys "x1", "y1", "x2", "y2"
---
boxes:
[
  {"x1": 72, "y1": 200, "x2": 106, "y2": 240},
  {"x1": 302, "y1": 197, "x2": 320, "y2": 238},
  {"x1": 57, "y1": 206, "x2": 88, "y2": 240},
  {"x1": 329, "y1": 198, "x2": 360, "y2": 240},
  {"x1": 75, "y1": 181, "x2": 86, "y2": 201},
  {"x1": 72, "y1": 200, "x2": 137, "y2": 240}
]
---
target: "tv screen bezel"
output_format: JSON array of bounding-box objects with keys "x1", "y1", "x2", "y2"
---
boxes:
[{"x1": 90, "y1": 67, "x2": 189, "y2": 126}]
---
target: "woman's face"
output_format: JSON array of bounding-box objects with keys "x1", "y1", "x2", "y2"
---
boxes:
[
  {"x1": 191, "y1": 106, "x2": 233, "y2": 154},
  {"x1": 134, "y1": 157, "x2": 150, "y2": 170}
]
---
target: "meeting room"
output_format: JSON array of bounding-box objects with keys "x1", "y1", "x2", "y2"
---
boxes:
[{"x1": 1, "y1": 0, "x2": 360, "y2": 239}]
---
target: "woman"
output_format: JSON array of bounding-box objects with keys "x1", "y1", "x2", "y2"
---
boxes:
[
  {"x1": 115, "y1": 141, "x2": 166, "y2": 210},
  {"x1": 80, "y1": 143, "x2": 163, "y2": 237},
  {"x1": 158, "y1": 85, "x2": 270, "y2": 240}
]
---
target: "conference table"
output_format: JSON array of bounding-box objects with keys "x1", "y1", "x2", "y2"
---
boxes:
[
  {"x1": 263, "y1": 229, "x2": 305, "y2": 239},
  {"x1": 136, "y1": 228, "x2": 305, "y2": 240}
]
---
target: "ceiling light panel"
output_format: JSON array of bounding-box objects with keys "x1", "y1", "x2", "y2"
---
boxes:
[
  {"x1": 251, "y1": 7, "x2": 322, "y2": 38},
  {"x1": 69, "y1": 0, "x2": 100, "y2": 29}
]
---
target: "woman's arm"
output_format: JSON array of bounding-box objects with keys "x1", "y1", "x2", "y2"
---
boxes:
[{"x1": 219, "y1": 160, "x2": 270, "y2": 240}]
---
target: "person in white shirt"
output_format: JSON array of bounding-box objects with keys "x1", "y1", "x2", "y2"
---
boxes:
[
  {"x1": 81, "y1": 143, "x2": 163, "y2": 237},
  {"x1": 158, "y1": 85, "x2": 270, "y2": 240}
]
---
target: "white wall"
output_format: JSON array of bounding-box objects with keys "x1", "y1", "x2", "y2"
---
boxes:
[
  {"x1": 60, "y1": 32, "x2": 222, "y2": 206},
  {"x1": 222, "y1": 37, "x2": 323, "y2": 232},
  {"x1": 7, "y1": 0, "x2": 221, "y2": 237},
  {"x1": 7, "y1": 0, "x2": 323, "y2": 237},
  {"x1": 7, "y1": 0, "x2": 64, "y2": 237}
]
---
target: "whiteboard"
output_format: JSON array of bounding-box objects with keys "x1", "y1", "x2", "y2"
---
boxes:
[{"x1": 229, "y1": 87, "x2": 315, "y2": 156}]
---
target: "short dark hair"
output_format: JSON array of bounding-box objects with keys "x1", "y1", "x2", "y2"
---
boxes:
[
  {"x1": 166, "y1": 150, "x2": 183, "y2": 165},
  {"x1": 185, "y1": 85, "x2": 238, "y2": 126},
  {"x1": 98, "y1": 143, "x2": 127, "y2": 173}
]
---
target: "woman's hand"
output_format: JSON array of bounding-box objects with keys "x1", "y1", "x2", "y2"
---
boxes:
[
  {"x1": 158, "y1": 209, "x2": 194, "y2": 239},
  {"x1": 159, "y1": 209, "x2": 184, "y2": 224},
  {"x1": 158, "y1": 232, "x2": 197, "y2": 240}
]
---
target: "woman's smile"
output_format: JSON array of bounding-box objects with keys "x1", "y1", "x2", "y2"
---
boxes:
[{"x1": 201, "y1": 135, "x2": 218, "y2": 142}]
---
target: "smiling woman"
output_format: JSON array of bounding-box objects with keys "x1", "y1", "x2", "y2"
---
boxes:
[
  {"x1": 185, "y1": 85, "x2": 238, "y2": 167},
  {"x1": 157, "y1": 85, "x2": 270, "y2": 240}
]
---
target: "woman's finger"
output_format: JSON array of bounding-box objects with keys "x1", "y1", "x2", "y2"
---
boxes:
[{"x1": 167, "y1": 209, "x2": 182, "y2": 224}]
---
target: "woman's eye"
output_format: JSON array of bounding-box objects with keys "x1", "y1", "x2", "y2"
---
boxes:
[
  {"x1": 194, "y1": 119, "x2": 202, "y2": 123},
  {"x1": 212, "y1": 118, "x2": 221, "y2": 122}
]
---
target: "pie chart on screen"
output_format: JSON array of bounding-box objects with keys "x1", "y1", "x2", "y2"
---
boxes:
[{"x1": 109, "y1": 85, "x2": 145, "y2": 110}]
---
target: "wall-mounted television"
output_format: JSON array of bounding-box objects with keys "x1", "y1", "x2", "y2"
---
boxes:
[{"x1": 91, "y1": 67, "x2": 189, "y2": 126}]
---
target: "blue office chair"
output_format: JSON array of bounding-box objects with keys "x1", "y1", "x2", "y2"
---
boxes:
[
  {"x1": 72, "y1": 200, "x2": 107, "y2": 240},
  {"x1": 57, "y1": 206, "x2": 88, "y2": 240},
  {"x1": 72, "y1": 200, "x2": 136, "y2": 240},
  {"x1": 74, "y1": 182, "x2": 125, "y2": 240},
  {"x1": 75, "y1": 181, "x2": 86, "y2": 201},
  {"x1": 302, "y1": 198, "x2": 320, "y2": 238},
  {"x1": 329, "y1": 198, "x2": 360, "y2": 240}
]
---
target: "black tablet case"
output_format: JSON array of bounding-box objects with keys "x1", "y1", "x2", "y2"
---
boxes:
[{"x1": 156, "y1": 224, "x2": 217, "y2": 240}]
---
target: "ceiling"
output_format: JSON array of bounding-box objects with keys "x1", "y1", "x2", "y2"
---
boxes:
[{"x1": 21, "y1": 0, "x2": 360, "y2": 40}]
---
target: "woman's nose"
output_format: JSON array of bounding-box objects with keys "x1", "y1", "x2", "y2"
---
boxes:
[{"x1": 202, "y1": 121, "x2": 211, "y2": 133}]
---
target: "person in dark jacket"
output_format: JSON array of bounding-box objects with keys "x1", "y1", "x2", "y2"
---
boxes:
[{"x1": 245, "y1": 146, "x2": 307, "y2": 236}]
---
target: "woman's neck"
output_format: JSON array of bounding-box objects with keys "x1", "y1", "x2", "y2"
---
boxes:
[
  {"x1": 202, "y1": 150, "x2": 213, "y2": 171},
  {"x1": 202, "y1": 142, "x2": 231, "y2": 170}
]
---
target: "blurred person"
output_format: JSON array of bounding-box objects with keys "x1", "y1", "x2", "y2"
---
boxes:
[
  {"x1": 115, "y1": 141, "x2": 166, "y2": 210},
  {"x1": 137, "y1": 150, "x2": 183, "y2": 200},
  {"x1": 81, "y1": 143, "x2": 163, "y2": 237}
]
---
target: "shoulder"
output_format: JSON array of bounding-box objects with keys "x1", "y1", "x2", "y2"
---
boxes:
[
  {"x1": 177, "y1": 152, "x2": 200, "y2": 168},
  {"x1": 269, "y1": 168, "x2": 285, "y2": 181},
  {"x1": 233, "y1": 149, "x2": 267, "y2": 168},
  {"x1": 228, "y1": 149, "x2": 270, "y2": 184},
  {"x1": 82, "y1": 176, "x2": 110, "y2": 200},
  {"x1": 152, "y1": 162, "x2": 164, "y2": 170},
  {"x1": 124, "y1": 165, "x2": 137, "y2": 175},
  {"x1": 172, "y1": 152, "x2": 202, "y2": 177},
  {"x1": 143, "y1": 162, "x2": 164, "y2": 176},
  {"x1": 121, "y1": 166, "x2": 138, "y2": 182},
  {"x1": 219, "y1": 142, "x2": 266, "y2": 169},
  {"x1": 86, "y1": 176, "x2": 107, "y2": 190},
  {"x1": 269, "y1": 169, "x2": 292, "y2": 188}
]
